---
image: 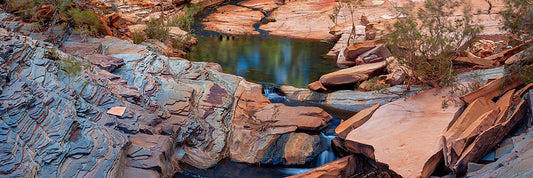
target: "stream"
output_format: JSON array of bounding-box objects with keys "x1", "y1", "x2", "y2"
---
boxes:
[{"x1": 176, "y1": 33, "x2": 348, "y2": 177}]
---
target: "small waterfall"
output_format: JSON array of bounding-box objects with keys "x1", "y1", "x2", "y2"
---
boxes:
[
  {"x1": 316, "y1": 133, "x2": 339, "y2": 167},
  {"x1": 261, "y1": 83, "x2": 287, "y2": 103}
]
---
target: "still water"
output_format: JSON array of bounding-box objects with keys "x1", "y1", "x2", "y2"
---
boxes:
[{"x1": 188, "y1": 35, "x2": 338, "y2": 88}]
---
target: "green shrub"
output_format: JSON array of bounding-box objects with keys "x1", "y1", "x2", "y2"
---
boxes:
[
  {"x1": 132, "y1": 31, "x2": 145, "y2": 44},
  {"x1": 5, "y1": 0, "x2": 37, "y2": 20},
  {"x1": 144, "y1": 18, "x2": 169, "y2": 41},
  {"x1": 168, "y1": 3, "x2": 203, "y2": 31},
  {"x1": 386, "y1": 0, "x2": 482, "y2": 87},
  {"x1": 500, "y1": 0, "x2": 533, "y2": 39},
  {"x1": 67, "y1": 9, "x2": 107, "y2": 35}
]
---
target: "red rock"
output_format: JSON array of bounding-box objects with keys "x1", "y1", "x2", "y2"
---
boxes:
[
  {"x1": 460, "y1": 73, "x2": 524, "y2": 104},
  {"x1": 319, "y1": 61, "x2": 386, "y2": 87},
  {"x1": 286, "y1": 155, "x2": 357, "y2": 178},
  {"x1": 470, "y1": 40, "x2": 495, "y2": 58},
  {"x1": 203, "y1": 5, "x2": 263, "y2": 35},
  {"x1": 343, "y1": 40, "x2": 380, "y2": 60},
  {"x1": 284, "y1": 133, "x2": 322, "y2": 165},
  {"x1": 239, "y1": 0, "x2": 280, "y2": 12},
  {"x1": 484, "y1": 39, "x2": 532, "y2": 62},
  {"x1": 254, "y1": 104, "x2": 332, "y2": 131},
  {"x1": 444, "y1": 97, "x2": 500, "y2": 161},
  {"x1": 308, "y1": 81, "x2": 327, "y2": 92},
  {"x1": 453, "y1": 56, "x2": 494, "y2": 66},
  {"x1": 345, "y1": 87, "x2": 464, "y2": 178},
  {"x1": 258, "y1": 0, "x2": 336, "y2": 40},
  {"x1": 453, "y1": 100, "x2": 527, "y2": 176},
  {"x1": 335, "y1": 104, "x2": 380, "y2": 139}
]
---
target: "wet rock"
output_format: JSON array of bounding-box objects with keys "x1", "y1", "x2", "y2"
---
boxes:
[
  {"x1": 319, "y1": 61, "x2": 386, "y2": 87},
  {"x1": 229, "y1": 81, "x2": 327, "y2": 166},
  {"x1": 345, "y1": 87, "x2": 465, "y2": 178},
  {"x1": 280, "y1": 85, "x2": 327, "y2": 103}
]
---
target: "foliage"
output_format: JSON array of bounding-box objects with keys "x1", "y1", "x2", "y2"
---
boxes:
[
  {"x1": 500, "y1": 0, "x2": 533, "y2": 39},
  {"x1": 501, "y1": 0, "x2": 533, "y2": 85},
  {"x1": 329, "y1": 0, "x2": 363, "y2": 45},
  {"x1": 4, "y1": 0, "x2": 37, "y2": 20},
  {"x1": 67, "y1": 9, "x2": 107, "y2": 35},
  {"x1": 385, "y1": 0, "x2": 482, "y2": 87},
  {"x1": 144, "y1": 18, "x2": 169, "y2": 41},
  {"x1": 60, "y1": 56, "x2": 84, "y2": 77},
  {"x1": 168, "y1": 3, "x2": 203, "y2": 31},
  {"x1": 132, "y1": 31, "x2": 145, "y2": 44}
]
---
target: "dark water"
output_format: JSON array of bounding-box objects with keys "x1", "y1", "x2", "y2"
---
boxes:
[{"x1": 187, "y1": 35, "x2": 338, "y2": 88}]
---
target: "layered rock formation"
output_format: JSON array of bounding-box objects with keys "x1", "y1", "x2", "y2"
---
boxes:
[{"x1": 0, "y1": 17, "x2": 332, "y2": 177}]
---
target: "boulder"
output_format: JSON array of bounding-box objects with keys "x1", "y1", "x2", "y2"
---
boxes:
[
  {"x1": 384, "y1": 57, "x2": 407, "y2": 85},
  {"x1": 307, "y1": 81, "x2": 327, "y2": 92},
  {"x1": 345, "y1": 87, "x2": 465, "y2": 178},
  {"x1": 453, "y1": 99, "x2": 527, "y2": 176},
  {"x1": 335, "y1": 104, "x2": 380, "y2": 139},
  {"x1": 229, "y1": 81, "x2": 328, "y2": 166},
  {"x1": 285, "y1": 156, "x2": 357, "y2": 178},
  {"x1": 324, "y1": 85, "x2": 423, "y2": 112},
  {"x1": 444, "y1": 97, "x2": 500, "y2": 162},
  {"x1": 353, "y1": 45, "x2": 391, "y2": 65},
  {"x1": 254, "y1": 104, "x2": 332, "y2": 131},
  {"x1": 343, "y1": 39, "x2": 380, "y2": 59},
  {"x1": 470, "y1": 40, "x2": 496, "y2": 58},
  {"x1": 504, "y1": 46, "x2": 533, "y2": 65},
  {"x1": 319, "y1": 61, "x2": 386, "y2": 87},
  {"x1": 460, "y1": 73, "x2": 524, "y2": 104},
  {"x1": 279, "y1": 85, "x2": 327, "y2": 103},
  {"x1": 83, "y1": 54, "x2": 125, "y2": 72},
  {"x1": 453, "y1": 56, "x2": 494, "y2": 66}
]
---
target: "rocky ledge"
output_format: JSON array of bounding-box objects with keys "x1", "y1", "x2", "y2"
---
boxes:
[{"x1": 0, "y1": 20, "x2": 333, "y2": 177}]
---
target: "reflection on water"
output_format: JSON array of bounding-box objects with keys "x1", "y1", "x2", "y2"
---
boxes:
[{"x1": 188, "y1": 36, "x2": 337, "y2": 88}]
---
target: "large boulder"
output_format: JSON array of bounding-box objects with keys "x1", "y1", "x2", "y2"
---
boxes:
[
  {"x1": 345, "y1": 86, "x2": 465, "y2": 178},
  {"x1": 319, "y1": 61, "x2": 386, "y2": 87}
]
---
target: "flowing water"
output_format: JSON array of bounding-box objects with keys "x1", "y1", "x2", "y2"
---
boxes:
[{"x1": 178, "y1": 24, "x2": 345, "y2": 177}]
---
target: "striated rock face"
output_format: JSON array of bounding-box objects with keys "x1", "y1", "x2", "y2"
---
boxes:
[
  {"x1": 0, "y1": 14, "x2": 333, "y2": 177},
  {"x1": 0, "y1": 31, "x2": 129, "y2": 177}
]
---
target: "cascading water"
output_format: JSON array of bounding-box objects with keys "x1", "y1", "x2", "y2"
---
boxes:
[{"x1": 316, "y1": 133, "x2": 339, "y2": 166}]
